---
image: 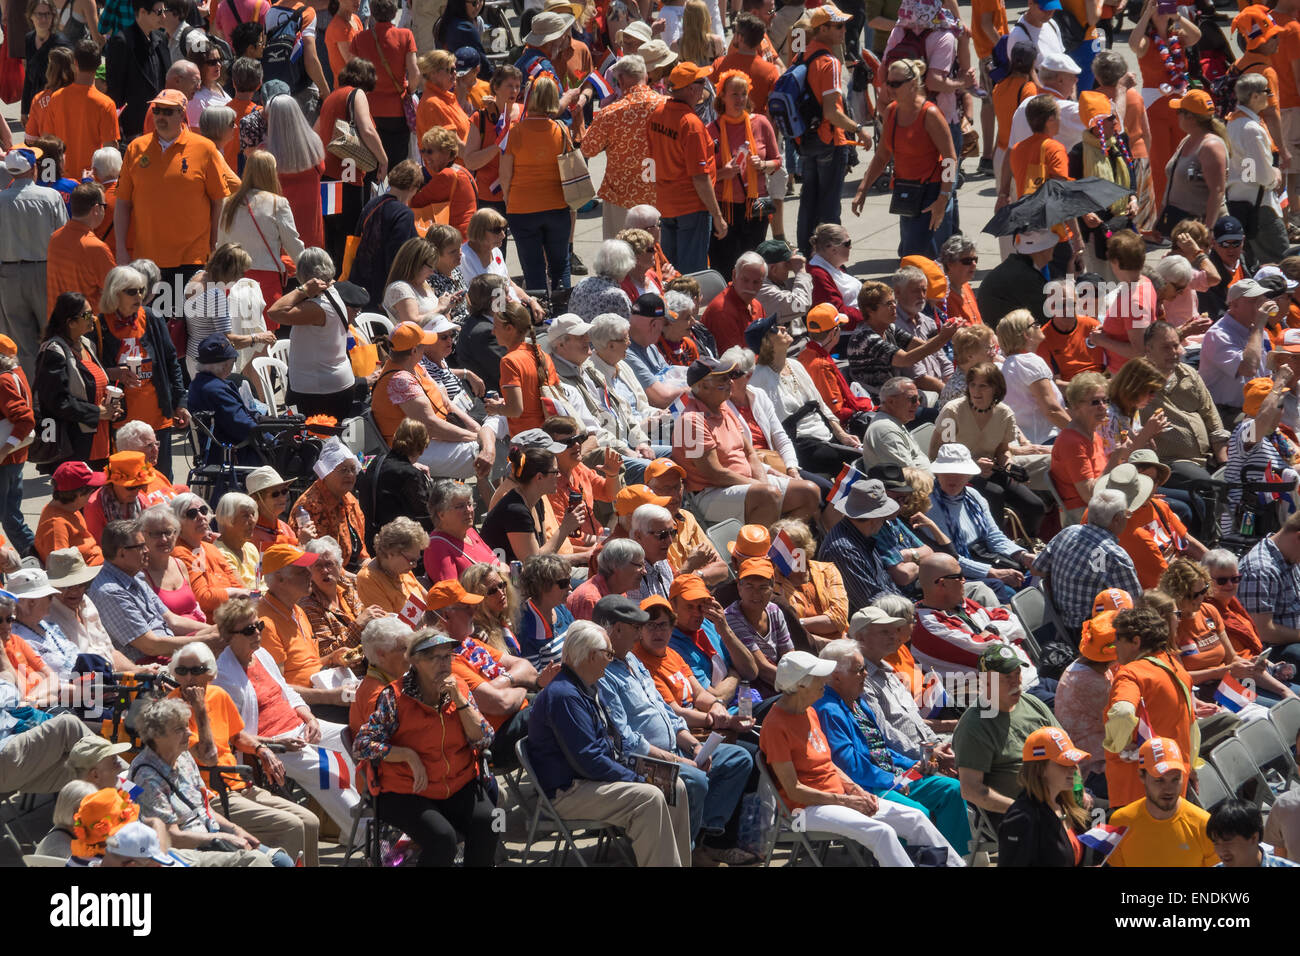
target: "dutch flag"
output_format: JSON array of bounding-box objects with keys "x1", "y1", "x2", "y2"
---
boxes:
[
  {"x1": 827, "y1": 463, "x2": 867, "y2": 510},
  {"x1": 919, "y1": 671, "x2": 953, "y2": 718},
  {"x1": 583, "y1": 70, "x2": 614, "y2": 100},
  {"x1": 1078, "y1": 823, "x2": 1127, "y2": 857},
  {"x1": 321, "y1": 180, "x2": 344, "y2": 216},
  {"x1": 1214, "y1": 673, "x2": 1257, "y2": 713},
  {"x1": 316, "y1": 747, "x2": 351, "y2": 791},
  {"x1": 891, "y1": 766, "x2": 923, "y2": 791},
  {"x1": 768, "y1": 529, "x2": 799, "y2": 577}
]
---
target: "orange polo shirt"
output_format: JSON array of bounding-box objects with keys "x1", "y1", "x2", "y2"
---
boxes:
[
  {"x1": 46, "y1": 220, "x2": 116, "y2": 313},
  {"x1": 415, "y1": 86, "x2": 470, "y2": 143},
  {"x1": 172, "y1": 683, "x2": 250, "y2": 791},
  {"x1": 34, "y1": 501, "x2": 102, "y2": 566},
  {"x1": 257, "y1": 592, "x2": 323, "y2": 687},
  {"x1": 354, "y1": 561, "x2": 424, "y2": 616},
  {"x1": 117, "y1": 126, "x2": 229, "y2": 268},
  {"x1": 45, "y1": 82, "x2": 121, "y2": 181}
]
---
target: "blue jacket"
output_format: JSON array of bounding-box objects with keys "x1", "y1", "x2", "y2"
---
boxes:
[
  {"x1": 813, "y1": 686, "x2": 916, "y2": 794},
  {"x1": 187, "y1": 371, "x2": 259, "y2": 459},
  {"x1": 526, "y1": 665, "x2": 639, "y2": 798}
]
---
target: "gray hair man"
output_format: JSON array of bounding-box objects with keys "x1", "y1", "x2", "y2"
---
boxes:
[
  {"x1": 630, "y1": 503, "x2": 677, "y2": 602},
  {"x1": 569, "y1": 537, "x2": 646, "y2": 620},
  {"x1": 583, "y1": 54, "x2": 664, "y2": 239},
  {"x1": 863, "y1": 377, "x2": 931, "y2": 471}
]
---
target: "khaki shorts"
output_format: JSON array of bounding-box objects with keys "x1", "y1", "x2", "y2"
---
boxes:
[
  {"x1": 978, "y1": 55, "x2": 995, "y2": 95},
  {"x1": 690, "y1": 473, "x2": 792, "y2": 524}
]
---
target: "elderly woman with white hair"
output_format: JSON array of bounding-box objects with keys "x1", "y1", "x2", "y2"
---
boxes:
[
  {"x1": 198, "y1": 104, "x2": 238, "y2": 160},
  {"x1": 34, "y1": 780, "x2": 98, "y2": 860},
  {"x1": 302, "y1": 535, "x2": 382, "y2": 674},
  {"x1": 350, "y1": 615, "x2": 414, "y2": 733},
  {"x1": 116, "y1": 419, "x2": 181, "y2": 503},
  {"x1": 589, "y1": 312, "x2": 662, "y2": 444},
  {"x1": 1154, "y1": 251, "x2": 1214, "y2": 333},
  {"x1": 94, "y1": 264, "x2": 189, "y2": 481},
  {"x1": 263, "y1": 93, "x2": 326, "y2": 250},
  {"x1": 721, "y1": 344, "x2": 800, "y2": 481},
  {"x1": 214, "y1": 492, "x2": 261, "y2": 589},
  {"x1": 569, "y1": 240, "x2": 636, "y2": 323},
  {"x1": 165, "y1": 640, "x2": 322, "y2": 866},
  {"x1": 140, "y1": 504, "x2": 206, "y2": 623}
]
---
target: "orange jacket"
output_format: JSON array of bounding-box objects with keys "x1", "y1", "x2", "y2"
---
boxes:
[
  {"x1": 173, "y1": 540, "x2": 245, "y2": 619},
  {"x1": 0, "y1": 366, "x2": 36, "y2": 466}
]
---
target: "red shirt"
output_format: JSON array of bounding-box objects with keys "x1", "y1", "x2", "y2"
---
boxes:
[
  {"x1": 702, "y1": 284, "x2": 764, "y2": 353},
  {"x1": 351, "y1": 23, "x2": 416, "y2": 119},
  {"x1": 247, "y1": 654, "x2": 305, "y2": 736}
]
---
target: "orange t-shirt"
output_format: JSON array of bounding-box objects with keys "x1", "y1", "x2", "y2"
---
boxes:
[
  {"x1": 884, "y1": 643, "x2": 924, "y2": 700},
  {"x1": 1105, "y1": 655, "x2": 1194, "y2": 807},
  {"x1": 1037, "y1": 315, "x2": 1103, "y2": 382},
  {"x1": 804, "y1": 41, "x2": 847, "y2": 147},
  {"x1": 1121, "y1": 88, "x2": 1149, "y2": 160},
  {"x1": 325, "y1": 12, "x2": 363, "y2": 80},
  {"x1": 257, "y1": 594, "x2": 322, "y2": 687},
  {"x1": 992, "y1": 76, "x2": 1038, "y2": 151},
  {"x1": 1272, "y1": 15, "x2": 1300, "y2": 111},
  {"x1": 1050, "y1": 426, "x2": 1108, "y2": 510},
  {"x1": 45, "y1": 83, "x2": 121, "y2": 181},
  {"x1": 759, "y1": 704, "x2": 845, "y2": 810},
  {"x1": 117, "y1": 127, "x2": 229, "y2": 268},
  {"x1": 102, "y1": 309, "x2": 171, "y2": 431},
  {"x1": 46, "y1": 221, "x2": 116, "y2": 316},
  {"x1": 548, "y1": 460, "x2": 614, "y2": 539},
  {"x1": 416, "y1": 86, "x2": 470, "y2": 143},
  {"x1": 34, "y1": 502, "x2": 103, "y2": 565},
  {"x1": 24, "y1": 89, "x2": 54, "y2": 137},
  {"x1": 648, "y1": 98, "x2": 717, "y2": 217},
  {"x1": 633, "y1": 644, "x2": 696, "y2": 709},
  {"x1": 174, "y1": 683, "x2": 249, "y2": 790},
  {"x1": 226, "y1": 98, "x2": 261, "y2": 170},
  {"x1": 1121, "y1": 495, "x2": 1189, "y2": 589},
  {"x1": 354, "y1": 561, "x2": 424, "y2": 615},
  {"x1": 499, "y1": 343, "x2": 559, "y2": 435},
  {"x1": 1175, "y1": 604, "x2": 1230, "y2": 674},
  {"x1": 3, "y1": 633, "x2": 49, "y2": 697},
  {"x1": 1010, "y1": 131, "x2": 1070, "y2": 197},
  {"x1": 971, "y1": 0, "x2": 1009, "y2": 59},
  {"x1": 503, "y1": 117, "x2": 568, "y2": 215}
]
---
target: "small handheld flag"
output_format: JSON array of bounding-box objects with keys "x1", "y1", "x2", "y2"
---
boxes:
[
  {"x1": 1078, "y1": 823, "x2": 1127, "y2": 857},
  {"x1": 316, "y1": 748, "x2": 352, "y2": 791},
  {"x1": 321, "y1": 180, "x2": 344, "y2": 216},
  {"x1": 768, "y1": 530, "x2": 799, "y2": 577},
  {"x1": 1214, "y1": 673, "x2": 1257, "y2": 713},
  {"x1": 919, "y1": 670, "x2": 953, "y2": 718},
  {"x1": 583, "y1": 70, "x2": 614, "y2": 100},
  {"x1": 398, "y1": 592, "x2": 427, "y2": 628},
  {"x1": 891, "y1": 766, "x2": 923, "y2": 791},
  {"x1": 827, "y1": 463, "x2": 867, "y2": 510}
]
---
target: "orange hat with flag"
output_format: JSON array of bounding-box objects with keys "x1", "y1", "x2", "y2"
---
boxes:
[
  {"x1": 900, "y1": 255, "x2": 948, "y2": 300},
  {"x1": 1233, "y1": 5, "x2": 1282, "y2": 49}
]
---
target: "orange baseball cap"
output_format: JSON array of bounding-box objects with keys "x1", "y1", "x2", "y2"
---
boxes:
[
  {"x1": 0, "y1": 335, "x2": 17, "y2": 357},
  {"x1": 390, "y1": 321, "x2": 439, "y2": 350},
  {"x1": 1093, "y1": 588, "x2": 1134, "y2": 615},
  {"x1": 900, "y1": 255, "x2": 948, "y2": 300},
  {"x1": 106, "y1": 451, "x2": 152, "y2": 488},
  {"x1": 806, "y1": 303, "x2": 849, "y2": 335},
  {"x1": 808, "y1": 2, "x2": 851, "y2": 27},
  {"x1": 738, "y1": 557, "x2": 774, "y2": 580},
  {"x1": 262, "y1": 543, "x2": 319, "y2": 574},
  {"x1": 644, "y1": 458, "x2": 685, "y2": 483},
  {"x1": 149, "y1": 88, "x2": 189, "y2": 109},
  {"x1": 669, "y1": 572, "x2": 711, "y2": 602},
  {"x1": 667, "y1": 61, "x2": 712, "y2": 91},
  {"x1": 1022, "y1": 727, "x2": 1091, "y2": 766},
  {"x1": 1078, "y1": 90, "x2": 1114, "y2": 129},
  {"x1": 728, "y1": 524, "x2": 771, "y2": 558},
  {"x1": 640, "y1": 594, "x2": 674, "y2": 616},
  {"x1": 1139, "y1": 737, "x2": 1187, "y2": 777},
  {"x1": 426, "y1": 579, "x2": 484, "y2": 610},
  {"x1": 1242, "y1": 377, "x2": 1283, "y2": 418},
  {"x1": 1169, "y1": 89, "x2": 1215, "y2": 116},
  {"x1": 614, "y1": 483, "x2": 671, "y2": 516}
]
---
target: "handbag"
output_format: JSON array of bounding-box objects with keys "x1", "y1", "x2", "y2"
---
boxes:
[
  {"x1": 323, "y1": 287, "x2": 379, "y2": 377},
  {"x1": 342, "y1": 193, "x2": 394, "y2": 280},
  {"x1": 1154, "y1": 138, "x2": 1196, "y2": 235},
  {"x1": 886, "y1": 104, "x2": 938, "y2": 219},
  {"x1": 556, "y1": 122, "x2": 596, "y2": 210},
  {"x1": 327, "y1": 89, "x2": 380, "y2": 173},
  {"x1": 371, "y1": 26, "x2": 418, "y2": 133}
]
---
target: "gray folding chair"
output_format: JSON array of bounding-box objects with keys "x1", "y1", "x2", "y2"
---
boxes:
[
  {"x1": 1191, "y1": 762, "x2": 1232, "y2": 811},
  {"x1": 687, "y1": 269, "x2": 727, "y2": 307},
  {"x1": 754, "y1": 753, "x2": 871, "y2": 867},
  {"x1": 966, "y1": 804, "x2": 999, "y2": 866},
  {"x1": 909, "y1": 421, "x2": 935, "y2": 457},
  {"x1": 514, "y1": 738, "x2": 633, "y2": 866},
  {"x1": 1209, "y1": 736, "x2": 1274, "y2": 807},
  {"x1": 1007, "y1": 585, "x2": 1049, "y2": 666},
  {"x1": 705, "y1": 518, "x2": 742, "y2": 577},
  {"x1": 1237, "y1": 718, "x2": 1300, "y2": 795},
  {"x1": 1270, "y1": 696, "x2": 1300, "y2": 753}
]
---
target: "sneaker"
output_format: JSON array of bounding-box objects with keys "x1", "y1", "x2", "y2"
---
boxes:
[
  {"x1": 570, "y1": 250, "x2": 589, "y2": 275},
  {"x1": 707, "y1": 845, "x2": 761, "y2": 866},
  {"x1": 973, "y1": 157, "x2": 994, "y2": 178}
]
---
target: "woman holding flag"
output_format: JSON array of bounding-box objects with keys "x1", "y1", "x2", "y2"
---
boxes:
[
  {"x1": 770, "y1": 518, "x2": 849, "y2": 648},
  {"x1": 464, "y1": 66, "x2": 523, "y2": 242}
]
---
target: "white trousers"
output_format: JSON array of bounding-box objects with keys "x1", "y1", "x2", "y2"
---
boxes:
[
  {"x1": 800, "y1": 799, "x2": 964, "y2": 867},
  {"x1": 278, "y1": 719, "x2": 362, "y2": 840}
]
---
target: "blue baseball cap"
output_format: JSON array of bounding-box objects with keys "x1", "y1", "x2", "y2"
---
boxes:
[
  {"x1": 743, "y1": 314, "x2": 780, "y2": 353},
  {"x1": 1035, "y1": 0, "x2": 1063, "y2": 9},
  {"x1": 455, "y1": 46, "x2": 481, "y2": 75}
]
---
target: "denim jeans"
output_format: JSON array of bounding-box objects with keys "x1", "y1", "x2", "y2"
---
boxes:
[
  {"x1": 675, "y1": 741, "x2": 754, "y2": 841},
  {"x1": 796, "y1": 142, "x2": 852, "y2": 255},
  {"x1": 897, "y1": 182, "x2": 955, "y2": 258},
  {"x1": 507, "y1": 207, "x2": 572, "y2": 294},
  {"x1": 660, "y1": 209, "x2": 713, "y2": 275},
  {"x1": 0, "y1": 462, "x2": 32, "y2": 555}
]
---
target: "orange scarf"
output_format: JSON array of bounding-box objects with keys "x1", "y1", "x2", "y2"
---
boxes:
[{"x1": 717, "y1": 109, "x2": 760, "y2": 222}]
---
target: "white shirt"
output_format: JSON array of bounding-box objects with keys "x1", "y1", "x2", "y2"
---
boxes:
[
  {"x1": 1010, "y1": 89, "x2": 1083, "y2": 153},
  {"x1": 1008, "y1": 15, "x2": 1066, "y2": 66},
  {"x1": 1227, "y1": 106, "x2": 1283, "y2": 214},
  {"x1": 382, "y1": 279, "x2": 442, "y2": 324},
  {"x1": 1002, "y1": 352, "x2": 1062, "y2": 444},
  {"x1": 457, "y1": 242, "x2": 520, "y2": 301},
  {"x1": 289, "y1": 289, "x2": 355, "y2": 394},
  {"x1": 189, "y1": 86, "x2": 233, "y2": 128},
  {"x1": 750, "y1": 361, "x2": 834, "y2": 444}
]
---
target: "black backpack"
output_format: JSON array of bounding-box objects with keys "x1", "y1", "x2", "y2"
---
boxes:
[
  {"x1": 1211, "y1": 63, "x2": 1245, "y2": 120},
  {"x1": 261, "y1": 0, "x2": 308, "y2": 93}
]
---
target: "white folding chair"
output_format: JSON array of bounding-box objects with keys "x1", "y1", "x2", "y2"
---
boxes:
[
  {"x1": 1210, "y1": 736, "x2": 1275, "y2": 807},
  {"x1": 1270, "y1": 696, "x2": 1300, "y2": 752},
  {"x1": 22, "y1": 854, "x2": 68, "y2": 867},
  {"x1": 754, "y1": 753, "x2": 871, "y2": 867},
  {"x1": 250, "y1": 356, "x2": 290, "y2": 416},
  {"x1": 267, "y1": 338, "x2": 291, "y2": 366},
  {"x1": 909, "y1": 421, "x2": 935, "y2": 457},
  {"x1": 965, "y1": 804, "x2": 999, "y2": 866},
  {"x1": 356, "y1": 312, "x2": 394, "y2": 343}
]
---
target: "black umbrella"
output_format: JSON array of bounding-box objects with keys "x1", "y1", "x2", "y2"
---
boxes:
[{"x1": 982, "y1": 177, "x2": 1132, "y2": 237}]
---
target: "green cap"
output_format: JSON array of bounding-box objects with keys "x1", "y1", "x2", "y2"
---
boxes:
[
  {"x1": 977, "y1": 642, "x2": 1027, "y2": 674},
  {"x1": 755, "y1": 239, "x2": 793, "y2": 265}
]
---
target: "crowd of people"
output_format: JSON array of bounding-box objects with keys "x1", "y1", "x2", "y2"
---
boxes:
[{"x1": 3, "y1": 0, "x2": 1300, "y2": 870}]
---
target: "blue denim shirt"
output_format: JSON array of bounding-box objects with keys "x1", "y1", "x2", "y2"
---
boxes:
[
  {"x1": 526, "y1": 665, "x2": 639, "y2": 798},
  {"x1": 599, "y1": 653, "x2": 686, "y2": 756}
]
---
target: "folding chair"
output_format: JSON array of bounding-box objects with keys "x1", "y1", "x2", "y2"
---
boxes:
[
  {"x1": 250, "y1": 356, "x2": 290, "y2": 416},
  {"x1": 1190, "y1": 763, "x2": 1232, "y2": 811},
  {"x1": 341, "y1": 729, "x2": 391, "y2": 867},
  {"x1": 356, "y1": 313, "x2": 394, "y2": 344},
  {"x1": 1038, "y1": 577, "x2": 1080, "y2": 647},
  {"x1": 754, "y1": 752, "x2": 870, "y2": 867},
  {"x1": 1236, "y1": 718, "x2": 1300, "y2": 796},
  {"x1": 704, "y1": 518, "x2": 742, "y2": 576},
  {"x1": 965, "y1": 804, "x2": 999, "y2": 866},
  {"x1": 1270, "y1": 696, "x2": 1300, "y2": 752},
  {"x1": 1209, "y1": 736, "x2": 1274, "y2": 807},
  {"x1": 360, "y1": 408, "x2": 390, "y2": 456},
  {"x1": 22, "y1": 854, "x2": 68, "y2": 867},
  {"x1": 686, "y1": 269, "x2": 727, "y2": 307},
  {"x1": 1006, "y1": 585, "x2": 1050, "y2": 666},
  {"x1": 909, "y1": 421, "x2": 935, "y2": 457},
  {"x1": 267, "y1": 338, "x2": 291, "y2": 366},
  {"x1": 514, "y1": 738, "x2": 633, "y2": 866}
]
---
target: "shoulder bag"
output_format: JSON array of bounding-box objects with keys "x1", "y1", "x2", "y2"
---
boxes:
[
  {"x1": 327, "y1": 88, "x2": 379, "y2": 173},
  {"x1": 887, "y1": 103, "x2": 941, "y2": 219},
  {"x1": 556, "y1": 121, "x2": 596, "y2": 210},
  {"x1": 245, "y1": 195, "x2": 289, "y2": 294},
  {"x1": 371, "y1": 25, "x2": 418, "y2": 133}
]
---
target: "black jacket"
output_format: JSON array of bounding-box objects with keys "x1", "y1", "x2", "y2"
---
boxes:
[
  {"x1": 92, "y1": 308, "x2": 186, "y2": 420},
  {"x1": 975, "y1": 253, "x2": 1049, "y2": 330},
  {"x1": 104, "y1": 22, "x2": 171, "y2": 138},
  {"x1": 22, "y1": 29, "x2": 71, "y2": 114},
  {"x1": 34, "y1": 334, "x2": 101, "y2": 464},
  {"x1": 997, "y1": 793, "x2": 1083, "y2": 867},
  {"x1": 453, "y1": 311, "x2": 505, "y2": 395},
  {"x1": 355, "y1": 450, "x2": 432, "y2": 553},
  {"x1": 347, "y1": 194, "x2": 417, "y2": 309}
]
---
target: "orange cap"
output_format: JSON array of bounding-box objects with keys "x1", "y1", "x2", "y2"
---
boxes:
[
  {"x1": 738, "y1": 557, "x2": 774, "y2": 580},
  {"x1": 614, "y1": 483, "x2": 671, "y2": 516},
  {"x1": 1242, "y1": 377, "x2": 1282, "y2": 418},
  {"x1": 1078, "y1": 90, "x2": 1114, "y2": 129},
  {"x1": 71, "y1": 787, "x2": 140, "y2": 858},
  {"x1": 900, "y1": 255, "x2": 948, "y2": 300},
  {"x1": 149, "y1": 88, "x2": 188, "y2": 109},
  {"x1": 667, "y1": 61, "x2": 711, "y2": 91},
  {"x1": 1169, "y1": 89, "x2": 1215, "y2": 117},
  {"x1": 1022, "y1": 727, "x2": 1091, "y2": 766},
  {"x1": 426, "y1": 579, "x2": 485, "y2": 610},
  {"x1": 669, "y1": 572, "x2": 711, "y2": 602},
  {"x1": 390, "y1": 321, "x2": 439, "y2": 350},
  {"x1": 640, "y1": 594, "x2": 674, "y2": 616},
  {"x1": 806, "y1": 303, "x2": 849, "y2": 335},
  {"x1": 1093, "y1": 588, "x2": 1134, "y2": 615},
  {"x1": 808, "y1": 2, "x2": 851, "y2": 27},
  {"x1": 106, "y1": 450, "x2": 152, "y2": 487},
  {"x1": 728, "y1": 524, "x2": 771, "y2": 559},
  {"x1": 1139, "y1": 737, "x2": 1187, "y2": 777},
  {"x1": 262, "y1": 543, "x2": 318, "y2": 574},
  {"x1": 0, "y1": 335, "x2": 17, "y2": 357},
  {"x1": 644, "y1": 458, "x2": 685, "y2": 483}
]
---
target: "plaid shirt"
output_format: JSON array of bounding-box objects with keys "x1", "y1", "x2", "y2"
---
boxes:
[
  {"x1": 1240, "y1": 536, "x2": 1300, "y2": 631},
  {"x1": 817, "y1": 519, "x2": 902, "y2": 614},
  {"x1": 87, "y1": 561, "x2": 174, "y2": 663},
  {"x1": 1032, "y1": 524, "x2": 1142, "y2": 637}
]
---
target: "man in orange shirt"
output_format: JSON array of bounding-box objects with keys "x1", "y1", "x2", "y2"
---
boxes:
[
  {"x1": 45, "y1": 40, "x2": 121, "y2": 182},
  {"x1": 647, "y1": 61, "x2": 727, "y2": 274},
  {"x1": 0, "y1": 334, "x2": 35, "y2": 556},
  {"x1": 46, "y1": 183, "x2": 116, "y2": 312},
  {"x1": 257, "y1": 543, "x2": 351, "y2": 720},
  {"x1": 115, "y1": 88, "x2": 228, "y2": 288},
  {"x1": 702, "y1": 252, "x2": 767, "y2": 353},
  {"x1": 711, "y1": 14, "x2": 779, "y2": 115},
  {"x1": 798, "y1": 303, "x2": 875, "y2": 431}
]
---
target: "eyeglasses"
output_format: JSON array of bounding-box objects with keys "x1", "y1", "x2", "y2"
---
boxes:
[
  {"x1": 184, "y1": 506, "x2": 211, "y2": 519},
  {"x1": 485, "y1": 580, "x2": 507, "y2": 594},
  {"x1": 958, "y1": 257, "x2": 978, "y2": 266},
  {"x1": 234, "y1": 621, "x2": 265, "y2": 636},
  {"x1": 936, "y1": 572, "x2": 966, "y2": 582},
  {"x1": 1213, "y1": 574, "x2": 1242, "y2": 585},
  {"x1": 1218, "y1": 240, "x2": 1243, "y2": 247},
  {"x1": 152, "y1": 107, "x2": 180, "y2": 118},
  {"x1": 418, "y1": 147, "x2": 437, "y2": 155},
  {"x1": 563, "y1": 434, "x2": 589, "y2": 447},
  {"x1": 204, "y1": 57, "x2": 222, "y2": 65},
  {"x1": 544, "y1": 468, "x2": 562, "y2": 476},
  {"x1": 172, "y1": 664, "x2": 210, "y2": 676},
  {"x1": 149, "y1": 4, "x2": 166, "y2": 13},
  {"x1": 1086, "y1": 398, "x2": 1108, "y2": 407},
  {"x1": 77, "y1": 309, "x2": 95, "y2": 320},
  {"x1": 834, "y1": 238, "x2": 852, "y2": 248},
  {"x1": 146, "y1": 529, "x2": 174, "y2": 538},
  {"x1": 598, "y1": 648, "x2": 615, "y2": 660},
  {"x1": 551, "y1": 578, "x2": 572, "y2": 590},
  {"x1": 400, "y1": 552, "x2": 422, "y2": 566},
  {"x1": 1192, "y1": 585, "x2": 1210, "y2": 598},
  {"x1": 123, "y1": 287, "x2": 145, "y2": 296},
  {"x1": 647, "y1": 528, "x2": 674, "y2": 541},
  {"x1": 489, "y1": 226, "x2": 507, "y2": 234}
]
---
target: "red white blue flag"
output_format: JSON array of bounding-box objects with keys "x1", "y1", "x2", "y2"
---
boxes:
[{"x1": 316, "y1": 748, "x2": 351, "y2": 791}]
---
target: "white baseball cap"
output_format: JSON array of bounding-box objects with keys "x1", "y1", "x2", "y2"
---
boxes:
[
  {"x1": 105, "y1": 822, "x2": 179, "y2": 865},
  {"x1": 1039, "y1": 52, "x2": 1081, "y2": 75},
  {"x1": 774, "y1": 650, "x2": 837, "y2": 693}
]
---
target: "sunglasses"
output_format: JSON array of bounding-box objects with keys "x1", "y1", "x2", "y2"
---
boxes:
[
  {"x1": 489, "y1": 226, "x2": 507, "y2": 234},
  {"x1": 173, "y1": 664, "x2": 210, "y2": 676},
  {"x1": 1213, "y1": 575, "x2": 1242, "y2": 585},
  {"x1": 1218, "y1": 239, "x2": 1243, "y2": 247},
  {"x1": 485, "y1": 580, "x2": 507, "y2": 594},
  {"x1": 269, "y1": 488, "x2": 289, "y2": 497},
  {"x1": 936, "y1": 572, "x2": 966, "y2": 582},
  {"x1": 78, "y1": 309, "x2": 95, "y2": 319},
  {"x1": 184, "y1": 506, "x2": 211, "y2": 519},
  {"x1": 123, "y1": 287, "x2": 146, "y2": 296},
  {"x1": 958, "y1": 257, "x2": 978, "y2": 266},
  {"x1": 234, "y1": 621, "x2": 265, "y2": 636},
  {"x1": 1192, "y1": 585, "x2": 1210, "y2": 598},
  {"x1": 1087, "y1": 398, "x2": 1108, "y2": 407},
  {"x1": 886, "y1": 77, "x2": 910, "y2": 88},
  {"x1": 551, "y1": 579, "x2": 572, "y2": 590},
  {"x1": 647, "y1": 528, "x2": 674, "y2": 541},
  {"x1": 563, "y1": 434, "x2": 589, "y2": 447}
]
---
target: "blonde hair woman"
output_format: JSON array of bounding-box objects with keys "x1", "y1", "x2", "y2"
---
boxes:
[
  {"x1": 675, "y1": 0, "x2": 724, "y2": 65},
  {"x1": 217, "y1": 150, "x2": 306, "y2": 307},
  {"x1": 770, "y1": 517, "x2": 849, "y2": 650},
  {"x1": 462, "y1": 561, "x2": 521, "y2": 655},
  {"x1": 459, "y1": 207, "x2": 544, "y2": 318}
]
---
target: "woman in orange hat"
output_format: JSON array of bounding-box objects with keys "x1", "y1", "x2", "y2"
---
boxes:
[
  {"x1": 83, "y1": 450, "x2": 152, "y2": 541},
  {"x1": 1055, "y1": 588, "x2": 1129, "y2": 796},
  {"x1": 725, "y1": 557, "x2": 793, "y2": 699},
  {"x1": 1163, "y1": 90, "x2": 1229, "y2": 232},
  {"x1": 998, "y1": 727, "x2": 1093, "y2": 867}
]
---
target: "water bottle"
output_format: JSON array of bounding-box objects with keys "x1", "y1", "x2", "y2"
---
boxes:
[
  {"x1": 293, "y1": 505, "x2": 311, "y2": 535},
  {"x1": 737, "y1": 681, "x2": 752, "y2": 721}
]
